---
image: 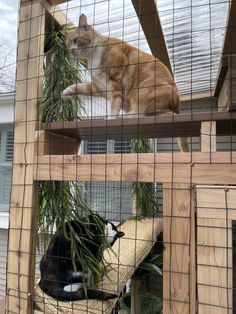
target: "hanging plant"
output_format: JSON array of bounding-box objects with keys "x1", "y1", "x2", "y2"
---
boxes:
[
  {"x1": 131, "y1": 139, "x2": 158, "y2": 217},
  {"x1": 40, "y1": 26, "x2": 87, "y2": 123},
  {"x1": 37, "y1": 24, "x2": 108, "y2": 286}
]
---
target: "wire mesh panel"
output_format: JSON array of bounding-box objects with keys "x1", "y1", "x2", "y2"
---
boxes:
[
  {"x1": 5, "y1": 0, "x2": 236, "y2": 314},
  {"x1": 196, "y1": 186, "x2": 236, "y2": 313}
]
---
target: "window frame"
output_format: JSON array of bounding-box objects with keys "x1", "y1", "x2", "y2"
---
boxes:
[{"x1": 0, "y1": 124, "x2": 13, "y2": 213}]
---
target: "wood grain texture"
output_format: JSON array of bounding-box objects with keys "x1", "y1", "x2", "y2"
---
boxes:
[
  {"x1": 39, "y1": 111, "x2": 236, "y2": 141},
  {"x1": 196, "y1": 186, "x2": 234, "y2": 313},
  {"x1": 34, "y1": 152, "x2": 236, "y2": 185},
  {"x1": 6, "y1": 1, "x2": 45, "y2": 313},
  {"x1": 201, "y1": 121, "x2": 216, "y2": 152},
  {"x1": 163, "y1": 184, "x2": 195, "y2": 314},
  {"x1": 131, "y1": 0, "x2": 172, "y2": 72},
  {"x1": 35, "y1": 130, "x2": 80, "y2": 155}
]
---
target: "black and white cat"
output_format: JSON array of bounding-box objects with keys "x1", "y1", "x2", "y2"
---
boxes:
[{"x1": 38, "y1": 214, "x2": 124, "y2": 301}]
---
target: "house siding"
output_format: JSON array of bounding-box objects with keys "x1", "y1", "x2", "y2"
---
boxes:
[{"x1": 0, "y1": 229, "x2": 7, "y2": 297}]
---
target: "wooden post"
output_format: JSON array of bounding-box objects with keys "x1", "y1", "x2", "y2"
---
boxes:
[
  {"x1": 6, "y1": 1, "x2": 45, "y2": 313},
  {"x1": 131, "y1": 278, "x2": 142, "y2": 314},
  {"x1": 130, "y1": 195, "x2": 141, "y2": 314},
  {"x1": 198, "y1": 122, "x2": 233, "y2": 313},
  {"x1": 163, "y1": 183, "x2": 195, "y2": 313},
  {"x1": 196, "y1": 187, "x2": 233, "y2": 313},
  {"x1": 201, "y1": 121, "x2": 216, "y2": 152}
]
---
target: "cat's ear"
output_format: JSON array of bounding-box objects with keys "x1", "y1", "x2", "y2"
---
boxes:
[{"x1": 79, "y1": 14, "x2": 88, "y2": 29}]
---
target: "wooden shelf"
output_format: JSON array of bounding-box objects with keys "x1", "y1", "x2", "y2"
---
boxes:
[
  {"x1": 39, "y1": 111, "x2": 236, "y2": 141},
  {"x1": 34, "y1": 152, "x2": 236, "y2": 184}
]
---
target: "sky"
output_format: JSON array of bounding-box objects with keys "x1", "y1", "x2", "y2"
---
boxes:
[
  {"x1": 0, "y1": 0, "x2": 18, "y2": 92},
  {"x1": 0, "y1": 1, "x2": 18, "y2": 46}
]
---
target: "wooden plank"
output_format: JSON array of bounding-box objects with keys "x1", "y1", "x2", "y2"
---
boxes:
[
  {"x1": 35, "y1": 130, "x2": 80, "y2": 155},
  {"x1": 6, "y1": 1, "x2": 45, "y2": 313},
  {"x1": 198, "y1": 304, "x2": 231, "y2": 314},
  {"x1": 197, "y1": 186, "x2": 236, "y2": 209},
  {"x1": 131, "y1": 0, "x2": 172, "y2": 72},
  {"x1": 201, "y1": 121, "x2": 216, "y2": 152},
  {"x1": 217, "y1": 55, "x2": 236, "y2": 111},
  {"x1": 222, "y1": 0, "x2": 236, "y2": 56},
  {"x1": 163, "y1": 183, "x2": 195, "y2": 313},
  {"x1": 180, "y1": 91, "x2": 212, "y2": 102},
  {"x1": 214, "y1": 56, "x2": 228, "y2": 98},
  {"x1": 43, "y1": 0, "x2": 72, "y2": 26},
  {"x1": 214, "y1": 0, "x2": 236, "y2": 99},
  {"x1": 131, "y1": 278, "x2": 141, "y2": 314},
  {"x1": 196, "y1": 176, "x2": 233, "y2": 314},
  {"x1": 197, "y1": 217, "x2": 232, "y2": 313},
  {"x1": 32, "y1": 151, "x2": 236, "y2": 166},
  {"x1": 197, "y1": 186, "x2": 236, "y2": 220},
  {"x1": 34, "y1": 152, "x2": 236, "y2": 185},
  {"x1": 39, "y1": 111, "x2": 236, "y2": 141}
]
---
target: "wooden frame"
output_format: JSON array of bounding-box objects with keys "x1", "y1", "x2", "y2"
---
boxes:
[
  {"x1": 6, "y1": 1, "x2": 45, "y2": 312},
  {"x1": 6, "y1": 0, "x2": 236, "y2": 314},
  {"x1": 163, "y1": 183, "x2": 195, "y2": 313},
  {"x1": 196, "y1": 185, "x2": 235, "y2": 313},
  {"x1": 131, "y1": 0, "x2": 172, "y2": 72},
  {"x1": 214, "y1": 0, "x2": 236, "y2": 110},
  {"x1": 34, "y1": 152, "x2": 236, "y2": 184},
  {"x1": 39, "y1": 111, "x2": 236, "y2": 141}
]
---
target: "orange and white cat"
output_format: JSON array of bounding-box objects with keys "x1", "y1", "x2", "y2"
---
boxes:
[{"x1": 62, "y1": 14, "x2": 189, "y2": 152}]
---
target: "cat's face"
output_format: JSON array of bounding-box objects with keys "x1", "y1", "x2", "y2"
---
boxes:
[
  {"x1": 104, "y1": 221, "x2": 125, "y2": 246},
  {"x1": 65, "y1": 14, "x2": 93, "y2": 59}
]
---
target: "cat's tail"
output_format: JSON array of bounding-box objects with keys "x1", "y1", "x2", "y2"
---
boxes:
[{"x1": 178, "y1": 137, "x2": 189, "y2": 152}]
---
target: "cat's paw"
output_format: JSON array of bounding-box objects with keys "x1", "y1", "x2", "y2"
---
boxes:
[
  {"x1": 61, "y1": 87, "x2": 73, "y2": 101},
  {"x1": 63, "y1": 283, "x2": 83, "y2": 292}
]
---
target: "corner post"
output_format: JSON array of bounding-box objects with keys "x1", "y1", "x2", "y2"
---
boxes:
[{"x1": 6, "y1": 1, "x2": 45, "y2": 313}]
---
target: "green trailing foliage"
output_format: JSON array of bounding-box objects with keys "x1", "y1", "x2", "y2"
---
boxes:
[
  {"x1": 40, "y1": 26, "x2": 86, "y2": 123},
  {"x1": 37, "y1": 26, "x2": 109, "y2": 287},
  {"x1": 138, "y1": 254, "x2": 163, "y2": 277},
  {"x1": 131, "y1": 139, "x2": 158, "y2": 217},
  {"x1": 119, "y1": 290, "x2": 162, "y2": 314}
]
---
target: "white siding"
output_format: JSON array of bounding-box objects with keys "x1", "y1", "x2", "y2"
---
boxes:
[{"x1": 0, "y1": 229, "x2": 7, "y2": 297}]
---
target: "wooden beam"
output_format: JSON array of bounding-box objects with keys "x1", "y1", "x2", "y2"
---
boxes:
[
  {"x1": 163, "y1": 183, "x2": 195, "y2": 313},
  {"x1": 197, "y1": 218, "x2": 232, "y2": 312},
  {"x1": 201, "y1": 121, "x2": 216, "y2": 152},
  {"x1": 196, "y1": 186, "x2": 233, "y2": 312},
  {"x1": 197, "y1": 186, "x2": 236, "y2": 220},
  {"x1": 43, "y1": 0, "x2": 72, "y2": 26},
  {"x1": 214, "y1": 56, "x2": 228, "y2": 97},
  {"x1": 34, "y1": 152, "x2": 236, "y2": 184},
  {"x1": 214, "y1": 0, "x2": 236, "y2": 96},
  {"x1": 222, "y1": 0, "x2": 236, "y2": 56},
  {"x1": 6, "y1": 1, "x2": 45, "y2": 313},
  {"x1": 131, "y1": 0, "x2": 172, "y2": 73},
  {"x1": 39, "y1": 111, "x2": 236, "y2": 141},
  {"x1": 35, "y1": 130, "x2": 80, "y2": 155},
  {"x1": 180, "y1": 91, "x2": 212, "y2": 102}
]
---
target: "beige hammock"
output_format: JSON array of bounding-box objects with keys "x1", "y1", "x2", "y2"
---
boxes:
[{"x1": 34, "y1": 218, "x2": 163, "y2": 314}]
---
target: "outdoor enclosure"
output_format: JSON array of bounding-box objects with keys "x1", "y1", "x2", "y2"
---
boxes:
[{"x1": 5, "y1": 0, "x2": 236, "y2": 313}]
